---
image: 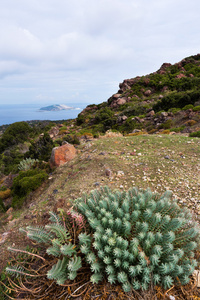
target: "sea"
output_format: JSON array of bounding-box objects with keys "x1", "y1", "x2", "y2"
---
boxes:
[{"x1": 0, "y1": 103, "x2": 89, "y2": 126}]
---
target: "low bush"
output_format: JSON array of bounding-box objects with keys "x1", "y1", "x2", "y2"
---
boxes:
[
  {"x1": 153, "y1": 90, "x2": 200, "y2": 112},
  {"x1": 0, "y1": 189, "x2": 11, "y2": 200},
  {"x1": 170, "y1": 126, "x2": 186, "y2": 133},
  {"x1": 168, "y1": 107, "x2": 181, "y2": 114},
  {"x1": 189, "y1": 130, "x2": 200, "y2": 138},
  {"x1": 184, "y1": 120, "x2": 197, "y2": 126},
  {"x1": 162, "y1": 119, "x2": 173, "y2": 129},
  {"x1": 63, "y1": 134, "x2": 80, "y2": 145},
  {"x1": 161, "y1": 130, "x2": 170, "y2": 134},
  {"x1": 0, "y1": 122, "x2": 32, "y2": 152},
  {"x1": 193, "y1": 105, "x2": 200, "y2": 112},
  {"x1": 26, "y1": 133, "x2": 54, "y2": 161},
  {"x1": 11, "y1": 169, "x2": 48, "y2": 208},
  {"x1": 182, "y1": 104, "x2": 194, "y2": 110}
]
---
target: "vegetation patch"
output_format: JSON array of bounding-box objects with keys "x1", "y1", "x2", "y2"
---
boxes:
[{"x1": 11, "y1": 169, "x2": 48, "y2": 208}]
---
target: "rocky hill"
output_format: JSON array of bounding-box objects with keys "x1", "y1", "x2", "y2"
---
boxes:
[{"x1": 76, "y1": 53, "x2": 200, "y2": 135}]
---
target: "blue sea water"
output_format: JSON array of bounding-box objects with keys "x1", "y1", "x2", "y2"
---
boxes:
[{"x1": 0, "y1": 103, "x2": 88, "y2": 126}]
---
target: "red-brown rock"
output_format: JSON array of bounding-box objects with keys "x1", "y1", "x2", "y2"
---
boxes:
[{"x1": 50, "y1": 143, "x2": 76, "y2": 168}]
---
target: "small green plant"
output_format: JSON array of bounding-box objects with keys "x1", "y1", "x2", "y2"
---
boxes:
[
  {"x1": 189, "y1": 130, "x2": 200, "y2": 138},
  {"x1": 193, "y1": 105, "x2": 200, "y2": 112},
  {"x1": 75, "y1": 187, "x2": 200, "y2": 291},
  {"x1": 183, "y1": 104, "x2": 194, "y2": 110},
  {"x1": 168, "y1": 107, "x2": 181, "y2": 114},
  {"x1": 18, "y1": 158, "x2": 39, "y2": 171},
  {"x1": 170, "y1": 126, "x2": 186, "y2": 133},
  {"x1": 6, "y1": 211, "x2": 82, "y2": 285}
]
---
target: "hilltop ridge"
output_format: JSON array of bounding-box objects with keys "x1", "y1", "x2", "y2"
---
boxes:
[{"x1": 76, "y1": 53, "x2": 200, "y2": 135}]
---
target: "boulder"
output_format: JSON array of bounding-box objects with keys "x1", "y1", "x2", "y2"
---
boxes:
[
  {"x1": 49, "y1": 126, "x2": 59, "y2": 139},
  {"x1": 117, "y1": 115, "x2": 128, "y2": 123},
  {"x1": 144, "y1": 89, "x2": 152, "y2": 96},
  {"x1": 146, "y1": 110, "x2": 155, "y2": 117},
  {"x1": 161, "y1": 112, "x2": 168, "y2": 118},
  {"x1": 50, "y1": 143, "x2": 76, "y2": 168},
  {"x1": 112, "y1": 93, "x2": 121, "y2": 99},
  {"x1": 176, "y1": 73, "x2": 186, "y2": 79},
  {"x1": 117, "y1": 97, "x2": 127, "y2": 105}
]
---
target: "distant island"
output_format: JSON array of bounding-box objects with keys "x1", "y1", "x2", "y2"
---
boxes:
[{"x1": 39, "y1": 104, "x2": 79, "y2": 111}]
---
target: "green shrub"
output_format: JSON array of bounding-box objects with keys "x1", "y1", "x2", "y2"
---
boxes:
[
  {"x1": 59, "y1": 126, "x2": 67, "y2": 132},
  {"x1": 193, "y1": 105, "x2": 200, "y2": 112},
  {"x1": 54, "y1": 138, "x2": 63, "y2": 146},
  {"x1": 168, "y1": 107, "x2": 181, "y2": 114},
  {"x1": 153, "y1": 91, "x2": 200, "y2": 112},
  {"x1": 0, "y1": 148, "x2": 24, "y2": 175},
  {"x1": 118, "y1": 117, "x2": 142, "y2": 133},
  {"x1": 182, "y1": 104, "x2": 194, "y2": 110},
  {"x1": 121, "y1": 104, "x2": 147, "y2": 118},
  {"x1": 76, "y1": 187, "x2": 200, "y2": 291},
  {"x1": 93, "y1": 107, "x2": 117, "y2": 132},
  {"x1": 189, "y1": 130, "x2": 200, "y2": 138},
  {"x1": 62, "y1": 134, "x2": 80, "y2": 145},
  {"x1": 26, "y1": 133, "x2": 54, "y2": 161},
  {"x1": 160, "y1": 119, "x2": 173, "y2": 130},
  {"x1": 0, "y1": 122, "x2": 32, "y2": 152},
  {"x1": 11, "y1": 169, "x2": 48, "y2": 208},
  {"x1": 76, "y1": 113, "x2": 85, "y2": 126},
  {"x1": 170, "y1": 126, "x2": 186, "y2": 133}
]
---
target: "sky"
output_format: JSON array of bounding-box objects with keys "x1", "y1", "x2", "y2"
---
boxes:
[{"x1": 0, "y1": 0, "x2": 200, "y2": 107}]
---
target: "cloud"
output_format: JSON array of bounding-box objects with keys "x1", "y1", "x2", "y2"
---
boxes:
[{"x1": 0, "y1": 0, "x2": 200, "y2": 105}]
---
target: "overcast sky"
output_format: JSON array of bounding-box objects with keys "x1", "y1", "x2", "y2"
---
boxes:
[{"x1": 0, "y1": 0, "x2": 200, "y2": 106}]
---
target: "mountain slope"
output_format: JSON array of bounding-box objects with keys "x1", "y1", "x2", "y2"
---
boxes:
[{"x1": 77, "y1": 54, "x2": 200, "y2": 134}]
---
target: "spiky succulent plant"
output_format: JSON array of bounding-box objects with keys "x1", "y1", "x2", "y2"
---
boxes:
[
  {"x1": 76, "y1": 186, "x2": 200, "y2": 291},
  {"x1": 6, "y1": 211, "x2": 82, "y2": 285},
  {"x1": 18, "y1": 158, "x2": 39, "y2": 171}
]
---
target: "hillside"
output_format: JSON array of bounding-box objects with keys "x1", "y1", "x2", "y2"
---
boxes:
[
  {"x1": 0, "y1": 54, "x2": 200, "y2": 299},
  {"x1": 0, "y1": 133, "x2": 200, "y2": 299},
  {"x1": 76, "y1": 53, "x2": 200, "y2": 135}
]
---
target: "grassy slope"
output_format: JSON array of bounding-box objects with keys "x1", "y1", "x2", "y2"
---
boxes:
[{"x1": 1, "y1": 134, "x2": 200, "y2": 275}]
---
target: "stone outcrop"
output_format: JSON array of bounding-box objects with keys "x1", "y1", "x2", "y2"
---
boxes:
[
  {"x1": 117, "y1": 115, "x2": 128, "y2": 123},
  {"x1": 49, "y1": 126, "x2": 59, "y2": 139},
  {"x1": 50, "y1": 143, "x2": 76, "y2": 168},
  {"x1": 157, "y1": 62, "x2": 172, "y2": 74},
  {"x1": 110, "y1": 97, "x2": 127, "y2": 108}
]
